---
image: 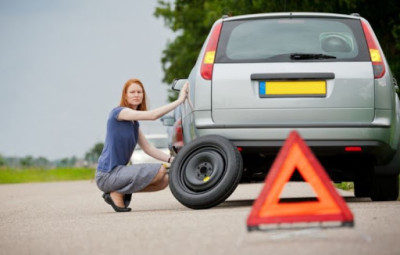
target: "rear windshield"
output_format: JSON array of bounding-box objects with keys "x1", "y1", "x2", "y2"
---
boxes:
[{"x1": 216, "y1": 17, "x2": 369, "y2": 63}]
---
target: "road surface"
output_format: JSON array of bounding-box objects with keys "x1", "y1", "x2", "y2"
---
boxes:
[{"x1": 0, "y1": 180, "x2": 399, "y2": 255}]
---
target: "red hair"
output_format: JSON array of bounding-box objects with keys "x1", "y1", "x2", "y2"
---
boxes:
[{"x1": 119, "y1": 78, "x2": 147, "y2": 111}]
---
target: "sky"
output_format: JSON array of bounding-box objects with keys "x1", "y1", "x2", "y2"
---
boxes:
[{"x1": 0, "y1": 0, "x2": 176, "y2": 160}]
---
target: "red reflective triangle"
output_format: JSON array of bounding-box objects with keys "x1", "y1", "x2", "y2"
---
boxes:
[{"x1": 247, "y1": 131, "x2": 354, "y2": 229}]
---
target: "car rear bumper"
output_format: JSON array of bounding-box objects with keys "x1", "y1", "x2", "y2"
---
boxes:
[
  {"x1": 235, "y1": 139, "x2": 394, "y2": 163},
  {"x1": 195, "y1": 126, "x2": 396, "y2": 164}
]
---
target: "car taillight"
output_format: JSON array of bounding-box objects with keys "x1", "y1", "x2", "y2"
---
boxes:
[
  {"x1": 345, "y1": 146, "x2": 362, "y2": 152},
  {"x1": 172, "y1": 119, "x2": 184, "y2": 153},
  {"x1": 175, "y1": 119, "x2": 183, "y2": 143},
  {"x1": 200, "y1": 22, "x2": 222, "y2": 80},
  {"x1": 361, "y1": 20, "x2": 386, "y2": 79}
]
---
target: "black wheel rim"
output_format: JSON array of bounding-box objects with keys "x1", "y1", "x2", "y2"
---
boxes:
[{"x1": 180, "y1": 147, "x2": 226, "y2": 192}]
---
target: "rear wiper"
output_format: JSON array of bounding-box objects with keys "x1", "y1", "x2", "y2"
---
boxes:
[{"x1": 290, "y1": 53, "x2": 336, "y2": 60}]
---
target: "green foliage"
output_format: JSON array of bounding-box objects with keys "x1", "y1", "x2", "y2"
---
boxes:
[
  {"x1": 36, "y1": 157, "x2": 50, "y2": 168},
  {"x1": 0, "y1": 167, "x2": 95, "y2": 184},
  {"x1": 155, "y1": 0, "x2": 400, "y2": 102},
  {"x1": 2, "y1": 155, "x2": 75, "y2": 169},
  {"x1": 0, "y1": 154, "x2": 4, "y2": 166},
  {"x1": 335, "y1": 179, "x2": 400, "y2": 201},
  {"x1": 20, "y1": 156, "x2": 34, "y2": 167},
  {"x1": 335, "y1": 182, "x2": 354, "y2": 191},
  {"x1": 20, "y1": 156, "x2": 52, "y2": 168},
  {"x1": 56, "y1": 156, "x2": 77, "y2": 168},
  {"x1": 85, "y1": 142, "x2": 104, "y2": 164}
]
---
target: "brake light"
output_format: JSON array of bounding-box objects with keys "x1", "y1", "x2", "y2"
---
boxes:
[
  {"x1": 361, "y1": 20, "x2": 386, "y2": 78},
  {"x1": 345, "y1": 146, "x2": 362, "y2": 152},
  {"x1": 200, "y1": 22, "x2": 222, "y2": 80}
]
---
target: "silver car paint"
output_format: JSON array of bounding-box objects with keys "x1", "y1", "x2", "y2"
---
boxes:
[{"x1": 180, "y1": 12, "x2": 400, "y2": 163}]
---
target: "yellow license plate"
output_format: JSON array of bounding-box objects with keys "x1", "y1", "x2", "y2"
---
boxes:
[{"x1": 259, "y1": 81, "x2": 326, "y2": 97}]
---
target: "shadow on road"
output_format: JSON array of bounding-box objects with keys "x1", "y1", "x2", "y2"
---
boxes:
[
  {"x1": 217, "y1": 199, "x2": 255, "y2": 208},
  {"x1": 343, "y1": 196, "x2": 372, "y2": 203},
  {"x1": 216, "y1": 195, "x2": 372, "y2": 210}
]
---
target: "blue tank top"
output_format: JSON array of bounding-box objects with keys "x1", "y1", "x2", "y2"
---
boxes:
[{"x1": 97, "y1": 107, "x2": 139, "y2": 172}]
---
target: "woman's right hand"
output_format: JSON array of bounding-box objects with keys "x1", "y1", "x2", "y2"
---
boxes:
[{"x1": 178, "y1": 82, "x2": 189, "y2": 103}]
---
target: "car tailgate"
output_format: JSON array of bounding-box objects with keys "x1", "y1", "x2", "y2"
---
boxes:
[{"x1": 211, "y1": 62, "x2": 374, "y2": 126}]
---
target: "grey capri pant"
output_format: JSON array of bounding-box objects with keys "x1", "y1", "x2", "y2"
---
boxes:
[{"x1": 96, "y1": 163, "x2": 161, "y2": 194}]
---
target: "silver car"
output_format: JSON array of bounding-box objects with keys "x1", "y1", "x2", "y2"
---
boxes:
[{"x1": 167, "y1": 12, "x2": 400, "y2": 209}]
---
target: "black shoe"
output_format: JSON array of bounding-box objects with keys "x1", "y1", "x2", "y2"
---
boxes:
[
  {"x1": 123, "y1": 194, "x2": 132, "y2": 208},
  {"x1": 103, "y1": 193, "x2": 132, "y2": 207},
  {"x1": 104, "y1": 193, "x2": 131, "y2": 212},
  {"x1": 102, "y1": 193, "x2": 111, "y2": 205}
]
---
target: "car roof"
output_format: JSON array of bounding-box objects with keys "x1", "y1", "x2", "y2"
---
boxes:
[{"x1": 221, "y1": 12, "x2": 362, "y2": 22}]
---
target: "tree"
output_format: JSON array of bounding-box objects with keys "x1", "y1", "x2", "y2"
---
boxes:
[
  {"x1": 155, "y1": 0, "x2": 400, "y2": 102},
  {"x1": 0, "y1": 154, "x2": 4, "y2": 166},
  {"x1": 58, "y1": 158, "x2": 70, "y2": 168},
  {"x1": 34, "y1": 156, "x2": 50, "y2": 168},
  {"x1": 20, "y1": 156, "x2": 34, "y2": 167},
  {"x1": 85, "y1": 142, "x2": 104, "y2": 164},
  {"x1": 55, "y1": 156, "x2": 78, "y2": 168}
]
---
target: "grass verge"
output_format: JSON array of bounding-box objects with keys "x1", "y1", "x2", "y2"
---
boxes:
[
  {"x1": 334, "y1": 182, "x2": 354, "y2": 191},
  {"x1": 0, "y1": 168, "x2": 95, "y2": 184},
  {"x1": 335, "y1": 176, "x2": 400, "y2": 201}
]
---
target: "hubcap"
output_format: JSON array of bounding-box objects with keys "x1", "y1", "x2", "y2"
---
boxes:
[{"x1": 183, "y1": 150, "x2": 225, "y2": 191}]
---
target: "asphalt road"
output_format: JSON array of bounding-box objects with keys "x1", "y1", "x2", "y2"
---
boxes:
[{"x1": 0, "y1": 180, "x2": 399, "y2": 255}]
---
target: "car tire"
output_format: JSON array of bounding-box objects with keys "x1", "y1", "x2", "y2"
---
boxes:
[
  {"x1": 354, "y1": 178, "x2": 372, "y2": 198},
  {"x1": 169, "y1": 135, "x2": 243, "y2": 209},
  {"x1": 354, "y1": 169, "x2": 373, "y2": 198},
  {"x1": 370, "y1": 175, "x2": 399, "y2": 201}
]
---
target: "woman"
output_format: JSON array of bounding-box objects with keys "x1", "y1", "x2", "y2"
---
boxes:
[{"x1": 96, "y1": 78, "x2": 188, "y2": 212}]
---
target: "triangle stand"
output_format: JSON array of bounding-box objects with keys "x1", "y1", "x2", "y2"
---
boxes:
[{"x1": 247, "y1": 130, "x2": 354, "y2": 231}]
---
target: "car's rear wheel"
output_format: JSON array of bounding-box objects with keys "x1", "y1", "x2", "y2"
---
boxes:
[
  {"x1": 169, "y1": 135, "x2": 243, "y2": 209},
  {"x1": 354, "y1": 166, "x2": 373, "y2": 198},
  {"x1": 354, "y1": 178, "x2": 372, "y2": 198},
  {"x1": 370, "y1": 174, "x2": 399, "y2": 201}
]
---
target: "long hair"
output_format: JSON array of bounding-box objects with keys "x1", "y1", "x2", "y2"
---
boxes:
[{"x1": 119, "y1": 78, "x2": 147, "y2": 111}]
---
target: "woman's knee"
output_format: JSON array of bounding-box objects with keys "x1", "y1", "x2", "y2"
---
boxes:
[
  {"x1": 151, "y1": 165, "x2": 167, "y2": 184},
  {"x1": 156, "y1": 167, "x2": 169, "y2": 189},
  {"x1": 160, "y1": 174, "x2": 169, "y2": 189}
]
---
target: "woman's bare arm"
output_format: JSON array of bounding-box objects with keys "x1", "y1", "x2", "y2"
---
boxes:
[
  {"x1": 137, "y1": 129, "x2": 170, "y2": 162},
  {"x1": 118, "y1": 82, "x2": 189, "y2": 121}
]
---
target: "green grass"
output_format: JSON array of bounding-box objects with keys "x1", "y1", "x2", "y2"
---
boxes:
[
  {"x1": 335, "y1": 182, "x2": 354, "y2": 191},
  {"x1": 0, "y1": 168, "x2": 95, "y2": 184},
  {"x1": 335, "y1": 176, "x2": 400, "y2": 201}
]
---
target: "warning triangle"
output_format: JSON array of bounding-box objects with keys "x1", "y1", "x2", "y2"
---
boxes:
[{"x1": 247, "y1": 131, "x2": 354, "y2": 230}]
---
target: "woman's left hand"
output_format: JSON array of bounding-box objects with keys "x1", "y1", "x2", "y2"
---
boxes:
[{"x1": 178, "y1": 82, "x2": 189, "y2": 103}]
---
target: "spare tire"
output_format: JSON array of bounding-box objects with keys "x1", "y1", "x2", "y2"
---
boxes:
[{"x1": 169, "y1": 135, "x2": 243, "y2": 209}]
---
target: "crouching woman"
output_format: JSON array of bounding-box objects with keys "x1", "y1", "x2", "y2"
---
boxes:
[{"x1": 95, "y1": 78, "x2": 188, "y2": 212}]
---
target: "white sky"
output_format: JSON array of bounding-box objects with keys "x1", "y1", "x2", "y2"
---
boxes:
[{"x1": 0, "y1": 0, "x2": 176, "y2": 160}]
